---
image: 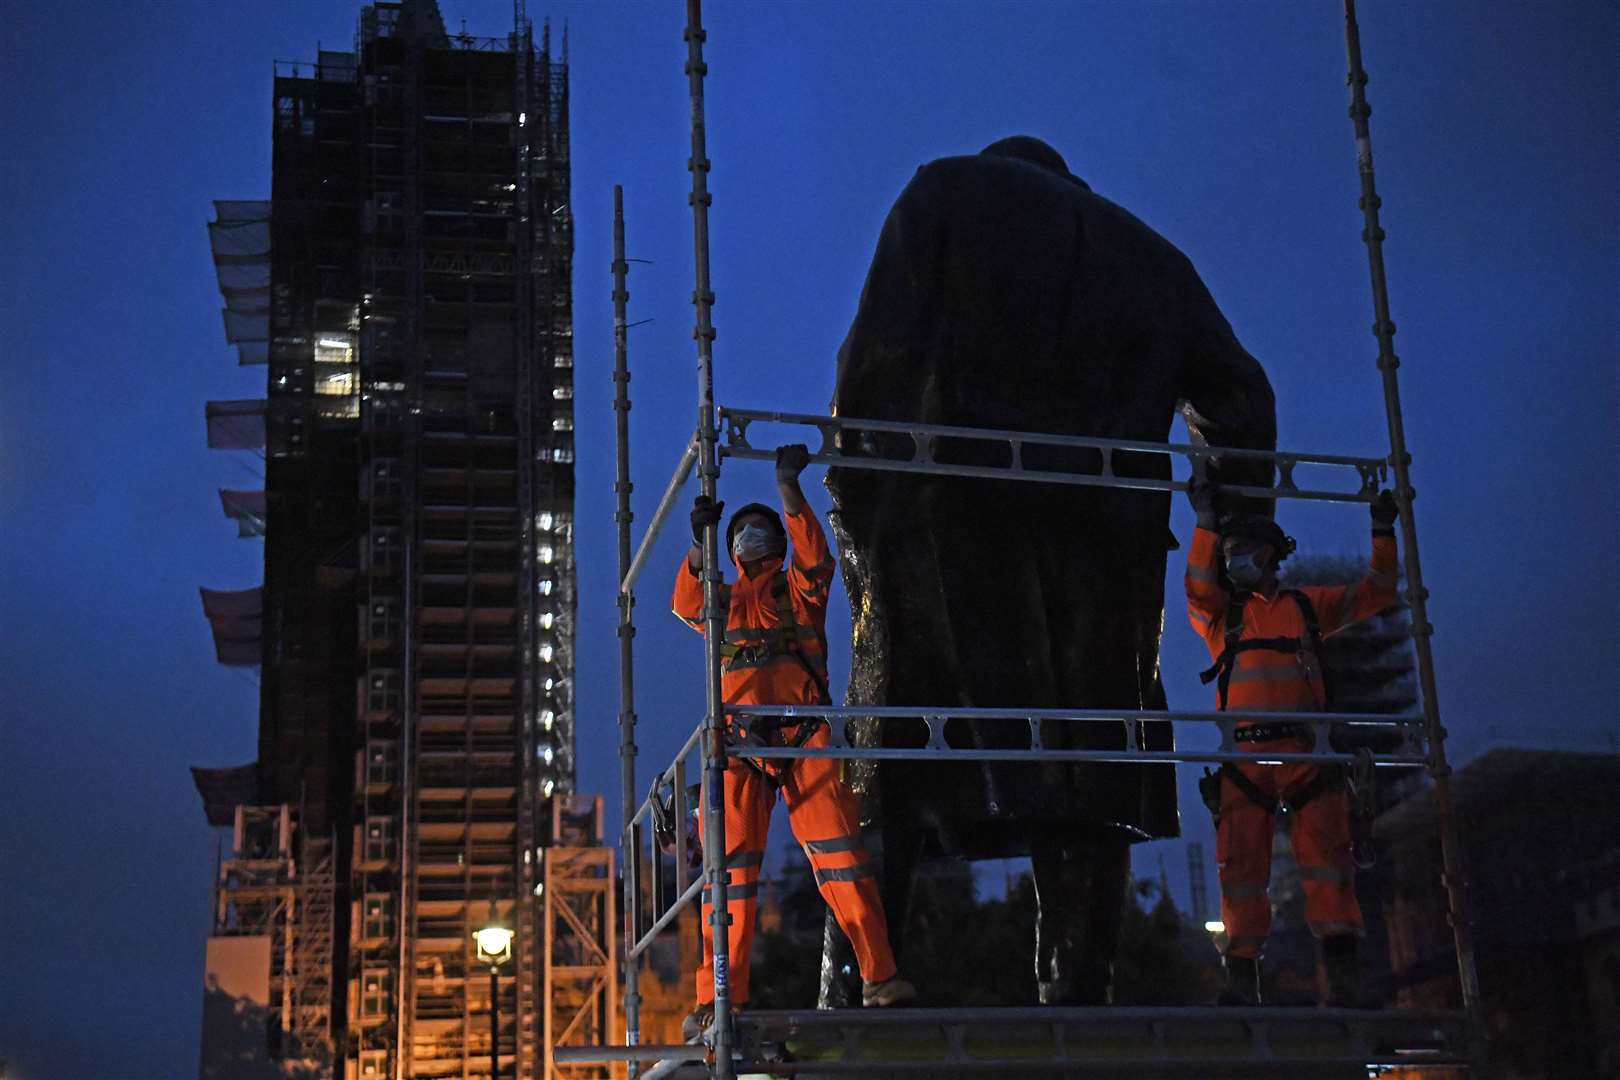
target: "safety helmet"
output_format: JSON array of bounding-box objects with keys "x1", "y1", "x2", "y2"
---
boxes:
[
  {"x1": 1218, "y1": 513, "x2": 1296, "y2": 564},
  {"x1": 725, "y1": 502, "x2": 785, "y2": 554}
]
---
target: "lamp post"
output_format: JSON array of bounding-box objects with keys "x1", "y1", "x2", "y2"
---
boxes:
[{"x1": 474, "y1": 900, "x2": 514, "y2": 1080}]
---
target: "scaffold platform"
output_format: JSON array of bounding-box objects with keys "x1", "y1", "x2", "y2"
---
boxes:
[{"x1": 557, "y1": 1005, "x2": 1470, "y2": 1076}]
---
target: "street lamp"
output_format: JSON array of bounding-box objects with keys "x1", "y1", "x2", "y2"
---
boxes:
[{"x1": 475, "y1": 900, "x2": 513, "y2": 1079}]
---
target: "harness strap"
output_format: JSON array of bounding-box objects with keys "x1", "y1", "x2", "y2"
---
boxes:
[
  {"x1": 1201, "y1": 591, "x2": 1327, "y2": 711},
  {"x1": 1218, "y1": 762, "x2": 1341, "y2": 816},
  {"x1": 717, "y1": 571, "x2": 831, "y2": 704},
  {"x1": 727, "y1": 715, "x2": 828, "y2": 789}
]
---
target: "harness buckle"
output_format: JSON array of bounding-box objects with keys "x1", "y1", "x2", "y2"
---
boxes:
[{"x1": 728, "y1": 643, "x2": 772, "y2": 668}]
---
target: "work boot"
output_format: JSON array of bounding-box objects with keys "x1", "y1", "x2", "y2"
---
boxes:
[
  {"x1": 861, "y1": 975, "x2": 917, "y2": 1007},
  {"x1": 680, "y1": 1003, "x2": 715, "y2": 1042},
  {"x1": 1318, "y1": 935, "x2": 1368, "y2": 1008},
  {"x1": 1216, "y1": 955, "x2": 1262, "y2": 1006}
]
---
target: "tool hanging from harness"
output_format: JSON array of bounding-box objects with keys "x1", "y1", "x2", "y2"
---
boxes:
[
  {"x1": 1195, "y1": 589, "x2": 1377, "y2": 867},
  {"x1": 718, "y1": 571, "x2": 831, "y2": 787}
]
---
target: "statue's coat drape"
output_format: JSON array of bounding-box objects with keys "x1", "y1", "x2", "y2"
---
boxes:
[{"x1": 827, "y1": 143, "x2": 1277, "y2": 856}]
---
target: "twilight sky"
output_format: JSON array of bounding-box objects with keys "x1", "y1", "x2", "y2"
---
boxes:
[{"x1": 1, "y1": 2, "x2": 1614, "y2": 1076}]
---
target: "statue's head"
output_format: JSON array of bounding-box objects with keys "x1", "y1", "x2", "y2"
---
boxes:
[{"x1": 980, "y1": 136, "x2": 1088, "y2": 189}]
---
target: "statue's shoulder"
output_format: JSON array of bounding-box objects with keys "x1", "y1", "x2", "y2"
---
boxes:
[{"x1": 896, "y1": 154, "x2": 1196, "y2": 275}]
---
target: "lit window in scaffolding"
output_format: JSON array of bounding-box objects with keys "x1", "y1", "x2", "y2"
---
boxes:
[
  {"x1": 541, "y1": 778, "x2": 556, "y2": 798},
  {"x1": 538, "y1": 579, "x2": 554, "y2": 596},
  {"x1": 551, "y1": 447, "x2": 574, "y2": 463},
  {"x1": 319, "y1": 371, "x2": 358, "y2": 396},
  {"x1": 544, "y1": 678, "x2": 555, "y2": 692},
  {"x1": 539, "y1": 709, "x2": 555, "y2": 731},
  {"x1": 551, "y1": 417, "x2": 573, "y2": 431},
  {"x1": 538, "y1": 743, "x2": 554, "y2": 766},
  {"x1": 539, "y1": 612, "x2": 554, "y2": 630},
  {"x1": 315, "y1": 336, "x2": 355, "y2": 364},
  {"x1": 538, "y1": 545, "x2": 555, "y2": 564},
  {"x1": 552, "y1": 386, "x2": 573, "y2": 400},
  {"x1": 537, "y1": 512, "x2": 554, "y2": 531},
  {"x1": 538, "y1": 644, "x2": 554, "y2": 663}
]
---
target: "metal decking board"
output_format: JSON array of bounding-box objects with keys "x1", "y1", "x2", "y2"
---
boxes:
[{"x1": 555, "y1": 1006, "x2": 1471, "y2": 1076}]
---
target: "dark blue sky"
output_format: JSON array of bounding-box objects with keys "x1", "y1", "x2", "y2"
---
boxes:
[{"x1": 2, "y1": 2, "x2": 1614, "y2": 1076}]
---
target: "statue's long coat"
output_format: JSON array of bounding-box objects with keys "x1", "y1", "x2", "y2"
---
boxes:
[{"x1": 827, "y1": 143, "x2": 1276, "y2": 855}]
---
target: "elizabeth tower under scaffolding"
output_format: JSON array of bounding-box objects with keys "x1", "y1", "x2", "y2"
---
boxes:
[{"x1": 198, "y1": 3, "x2": 576, "y2": 1077}]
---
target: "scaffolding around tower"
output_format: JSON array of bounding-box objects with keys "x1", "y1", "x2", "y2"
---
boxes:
[{"x1": 193, "y1": 3, "x2": 577, "y2": 1078}]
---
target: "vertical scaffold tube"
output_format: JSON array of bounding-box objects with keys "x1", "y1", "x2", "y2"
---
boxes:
[
  {"x1": 683, "y1": 2, "x2": 735, "y2": 1075},
  {"x1": 611, "y1": 186, "x2": 643, "y2": 1075},
  {"x1": 1342, "y1": 0, "x2": 1485, "y2": 1040}
]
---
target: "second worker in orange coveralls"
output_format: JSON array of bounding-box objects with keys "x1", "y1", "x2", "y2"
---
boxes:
[
  {"x1": 1186, "y1": 478, "x2": 1401, "y2": 1007},
  {"x1": 673, "y1": 443, "x2": 914, "y2": 1039}
]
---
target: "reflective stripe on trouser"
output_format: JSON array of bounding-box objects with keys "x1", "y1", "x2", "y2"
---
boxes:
[
  {"x1": 696, "y1": 722, "x2": 896, "y2": 1004},
  {"x1": 1215, "y1": 741, "x2": 1362, "y2": 960}
]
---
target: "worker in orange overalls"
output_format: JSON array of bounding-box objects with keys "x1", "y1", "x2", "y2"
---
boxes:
[
  {"x1": 1186, "y1": 477, "x2": 1400, "y2": 1006},
  {"x1": 673, "y1": 443, "x2": 914, "y2": 1038}
]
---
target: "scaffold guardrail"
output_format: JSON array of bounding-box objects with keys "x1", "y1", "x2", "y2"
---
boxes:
[{"x1": 720, "y1": 408, "x2": 1387, "y2": 504}]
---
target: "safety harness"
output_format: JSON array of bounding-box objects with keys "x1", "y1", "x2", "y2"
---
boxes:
[
  {"x1": 1196, "y1": 589, "x2": 1377, "y2": 867},
  {"x1": 718, "y1": 570, "x2": 830, "y2": 787}
]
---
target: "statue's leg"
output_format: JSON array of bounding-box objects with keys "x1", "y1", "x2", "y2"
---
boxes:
[
  {"x1": 1030, "y1": 524, "x2": 1156, "y2": 1006},
  {"x1": 1032, "y1": 830, "x2": 1131, "y2": 1005}
]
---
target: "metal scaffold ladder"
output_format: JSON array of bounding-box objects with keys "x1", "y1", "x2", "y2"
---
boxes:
[{"x1": 565, "y1": 0, "x2": 1486, "y2": 1075}]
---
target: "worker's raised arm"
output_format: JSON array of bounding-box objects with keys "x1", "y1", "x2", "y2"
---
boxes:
[
  {"x1": 1184, "y1": 476, "x2": 1228, "y2": 649},
  {"x1": 776, "y1": 444, "x2": 836, "y2": 621},
  {"x1": 672, "y1": 496, "x2": 726, "y2": 633},
  {"x1": 1301, "y1": 491, "x2": 1402, "y2": 636}
]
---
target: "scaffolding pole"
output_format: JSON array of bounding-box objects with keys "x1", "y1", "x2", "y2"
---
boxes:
[
  {"x1": 682, "y1": 1, "x2": 735, "y2": 1073},
  {"x1": 1342, "y1": 0, "x2": 1485, "y2": 1060},
  {"x1": 611, "y1": 185, "x2": 644, "y2": 1075}
]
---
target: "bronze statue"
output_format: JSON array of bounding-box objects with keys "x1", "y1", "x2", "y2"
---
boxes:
[{"x1": 820, "y1": 136, "x2": 1277, "y2": 1005}]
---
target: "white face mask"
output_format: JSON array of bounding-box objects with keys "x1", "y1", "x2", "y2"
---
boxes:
[
  {"x1": 1225, "y1": 552, "x2": 1266, "y2": 589},
  {"x1": 732, "y1": 524, "x2": 783, "y2": 562}
]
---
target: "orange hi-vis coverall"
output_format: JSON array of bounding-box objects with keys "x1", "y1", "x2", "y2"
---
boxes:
[
  {"x1": 1186, "y1": 525, "x2": 1398, "y2": 959},
  {"x1": 672, "y1": 504, "x2": 896, "y2": 1006}
]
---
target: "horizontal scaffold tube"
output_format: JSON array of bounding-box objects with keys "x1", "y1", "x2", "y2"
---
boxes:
[
  {"x1": 721, "y1": 407, "x2": 1386, "y2": 503},
  {"x1": 718, "y1": 745, "x2": 1424, "y2": 767},
  {"x1": 636, "y1": 710, "x2": 1426, "y2": 777},
  {"x1": 732, "y1": 704, "x2": 1418, "y2": 727},
  {"x1": 553, "y1": 1045, "x2": 704, "y2": 1065}
]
